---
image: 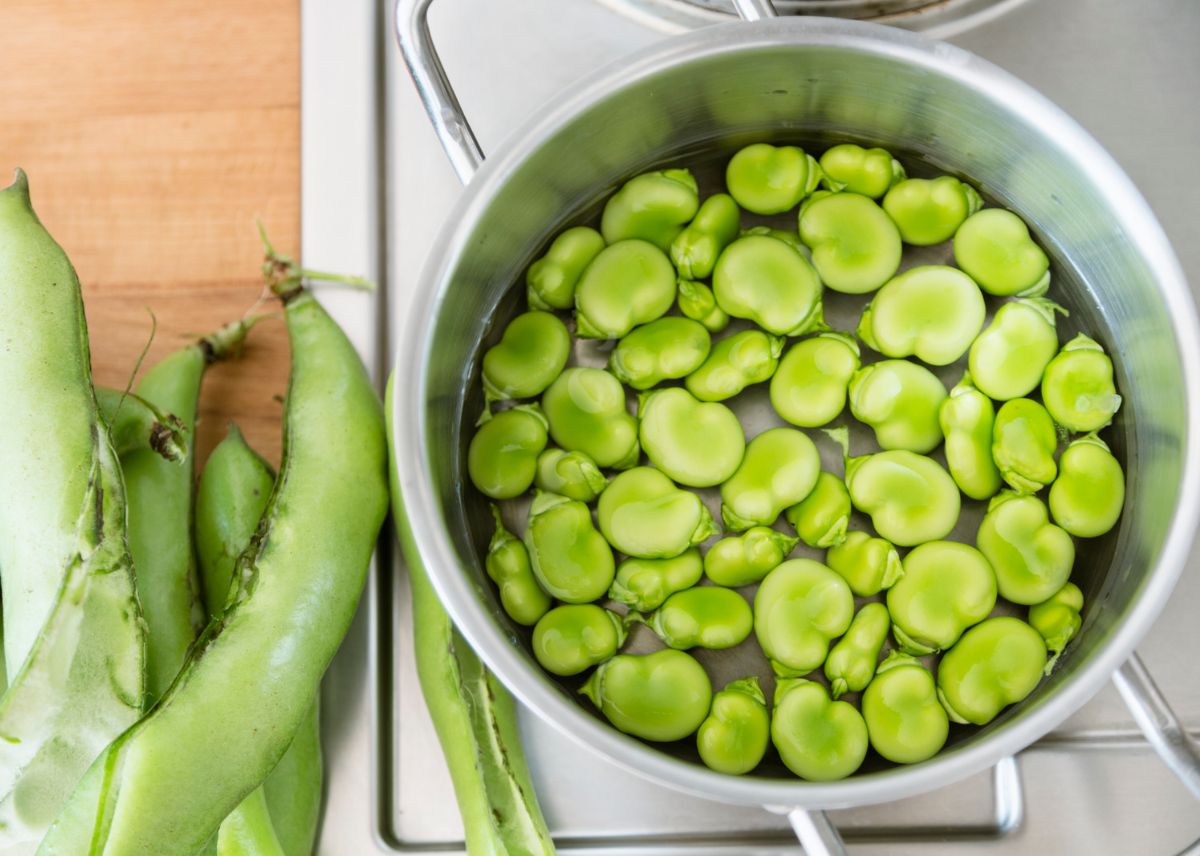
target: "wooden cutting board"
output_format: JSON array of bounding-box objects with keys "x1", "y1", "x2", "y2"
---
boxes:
[{"x1": 0, "y1": 0, "x2": 300, "y2": 466}]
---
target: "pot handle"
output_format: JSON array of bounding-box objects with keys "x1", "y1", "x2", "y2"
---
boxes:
[
  {"x1": 1113, "y1": 652, "x2": 1200, "y2": 800},
  {"x1": 785, "y1": 808, "x2": 847, "y2": 856}
]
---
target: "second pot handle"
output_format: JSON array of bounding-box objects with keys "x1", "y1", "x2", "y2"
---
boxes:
[{"x1": 1113, "y1": 651, "x2": 1200, "y2": 800}]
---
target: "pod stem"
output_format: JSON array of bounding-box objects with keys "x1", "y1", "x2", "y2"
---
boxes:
[{"x1": 257, "y1": 221, "x2": 374, "y2": 301}]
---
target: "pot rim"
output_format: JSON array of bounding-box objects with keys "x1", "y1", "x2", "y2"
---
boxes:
[{"x1": 393, "y1": 16, "x2": 1200, "y2": 807}]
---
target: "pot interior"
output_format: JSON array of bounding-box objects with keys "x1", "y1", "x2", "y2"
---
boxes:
[{"x1": 413, "y1": 25, "x2": 1190, "y2": 793}]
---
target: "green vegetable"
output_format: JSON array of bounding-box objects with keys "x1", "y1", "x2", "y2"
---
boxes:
[
  {"x1": 685, "y1": 329, "x2": 783, "y2": 402},
  {"x1": 581, "y1": 650, "x2": 712, "y2": 742},
  {"x1": 1028, "y1": 582, "x2": 1084, "y2": 674},
  {"x1": 1048, "y1": 434, "x2": 1125, "y2": 537},
  {"x1": 527, "y1": 226, "x2": 605, "y2": 310},
  {"x1": 848, "y1": 359, "x2": 947, "y2": 454},
  {"x1": 953, "y1": 208, "x2": 1050, "y2": 297},
  {"x1": 575, "y1": 239, "x2": 676, "y2": 339},
  {"x1": 0, "y1": 171, "x2": 144, "y2": 850},
  {"x1": 638, "y1": 387, "x2": 745, "y2": 487},
  {"x1": 712, "y1": 234, "x2": 823, "y2": 336},
  {"x1": 976, "y1": 492, "x2": 1075, "y2": 605},
  {"x1": 772, "y1": 679, "x2": 867, "y2": 781},
  {"x1": 676, "y1": 278, "x2": 730, "y2": 333},
  {"x1": 798, "y1": 192, "x2": 902, "y2": 294},
  {"x1": 725, "y1": 143, "x2": 820, "y2": 215},
  {"x1": 769, "y1": 333, "x2": 860, "y2": 428},
  {"x1": 542, "y1": 367, "x2": 639, "y2": 468},
  {"x1": 610, "y1": 316, "x2": 711, "y2": 390},
  {"x1": 532, "y1": 604, "x2": 627, "y2": 676},
  {"x1": 819, "y1": 144, "x2": 905, "y2": 198},
  {"x1": 95, "y1": 387, "x2": 187, "y2": 461},
  {"x1": 671, "y1": 193, "x2": 741, "y2": 279},
  {"x1": 639, "y1": 586, "x2": 753, "y2": 650},
  {"x1": 485, "y1": 506, "x2": 552, "y2": 626},
  {"x1": 784, "y1": 471, "x2": 851, "y2": 549},
  {"x1": 968, "y1": 298, "x2": 1064, "y2": 401},
  {"x1": 1040, "y1": 334, "x2": 1122, "y2": 432},
  {"x1": 862, "y1": 652, "x2": 949, "y2": 764},
  {"x1": 825, "y1": 530, "x2": 904, "y2": 597},
  {"x1": 843, "y1": 442, "x2": 961, "y2": 547},
  {"x1": 720, "y1": 427, "x2": 820, "y2": 531},
  {"x1": 825, "y1": 602, "x2": 890, "y2": 698},
  {"x1": 939, "y1": 373, "x2": 1003, "y2": 501},
  {"x1": 856, "y1": 265, "x2": 985, "y2": 366},
  {"x1": 467, "y1": 405, "x2": 549, "y2": 499},
  {"x1": 534, "y1": 447, "x2": 608, "y2": 503},
  {"x1": 703, "y1": 527, "x2": 798, "y2": 587},
  {"x1": 881, "y1": 175, "x2": 982, "y2": 246},
  {"x1": 937, "y1": 617, "x2": 1047, "y2": 725},
  {"x1": 601, "y1": 169, "x2": 699, "y2": 250},
  {"x1": 598, "y1": 466, "x2": 716, "y2": 558},
  {"x1": 525, "y1": 491, "x2": 615, "y2": 603},
  {"x1": 609, "y1": 548, "x2": 703, "y2": 612},
  {"x1": 754, "y1": 558, "x2": 854, "y2": 677},
  {"x1": 740, "y1": 225, "x2": 807, "y2": 254},
  {"x1": 697, "y1": 677, "x2": 770, "y2": 775},
  {"x1": 992, "y1": 398, "x2": 1058, "y2": 494},
  {"x1": 886, "y1": 540, "x2": 998, "y2": 654},
  {"x1": 482, "y1": 310, "x2": 571, "y2": 403},
  {"x1": 262, "y1": 699, "x2": 322, "y2": 856}
]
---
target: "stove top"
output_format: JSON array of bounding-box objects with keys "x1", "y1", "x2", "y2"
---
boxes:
[{"x1": 302, "y1": 0, "x2": 1200, "y2": 852}]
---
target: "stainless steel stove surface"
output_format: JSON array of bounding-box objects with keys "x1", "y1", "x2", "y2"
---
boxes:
[{"x1": 303, "y1": 0, "x2": 1200, "y2": 852}]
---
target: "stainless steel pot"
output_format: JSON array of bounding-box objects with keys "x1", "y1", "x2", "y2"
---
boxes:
[{"x1": 392, "y1": 1, "x2": 1200, "y2": 851}]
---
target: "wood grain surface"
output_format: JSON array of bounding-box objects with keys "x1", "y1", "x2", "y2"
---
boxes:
[{"x1": 0, "y1": 0, "x2": 300, "y2": 465}]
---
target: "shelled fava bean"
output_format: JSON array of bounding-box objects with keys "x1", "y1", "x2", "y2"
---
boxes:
[{"x1": 467, "y1": 140, "x2": 1127, "y2": 782}]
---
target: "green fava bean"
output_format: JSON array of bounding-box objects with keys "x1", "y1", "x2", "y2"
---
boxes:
[
  {"x1": 535, "y1": 447, "x2": 608, "y2": 503},
  {"x1": 482, "y1": 311, "x2": 571, "y2": 402},
  {"x1": 610, "y1": 317, "x2": 711, "y2": 391},
  {"x1": 844, "y1": 446, "x2": 961, "y2": 547},
  {"x1": 467, "y1": 405, "x2": 548, "y2": 499},
  {"x1": 532, "y1": 604, "x2": 627, "y2": 677},
  {"x1": 953, "y1": 208, "x2": 1050, "y2": 297},
  {"x1": 825, "y1": 602, "x2": 891, "y2": 698},
  {"x1": 542, "y1": 368, "x2": 639, "y2": 468},
  {"x1": 601, "y1": 169, "x2": 700, "y2": 250},
  {"x1": 977, "y1": 492, "x2": 1074, "y2": 605},
  {"x1": 598, "y1": 467, "x2": 717, "y2": 559},
  {"x1": 857, "y1": 266, "x2": 985, "y2": 366},
  {"x1": 886, "y1": 541, "x2": 998, "y2": 655},
  {"x1": 721, "y1": 427, "x2": 821, "y2": 531},
  {"x1": 527, "y1": 226, "x2": 605, "y2": 310},
  {"x1": 671, "y1": 193, "x2": 741, "y2": 279},
  {"x1": 819, "y1": 144, "x2": 906, "y2": 198},
  {"x1": 1049, "y1": 434, "x2": 1125, "y2": 537},
  {"x1": 882, "y1": 175, "x2": 983, "y2": 246},
  {"x1": 740, "y1": 225, "x2": 808, "y2": 255},
  {"x1": 848, "y1": 359, "x2": 947, "y2": 454},
  {"x1": 609, "y1": 548, "x2": 703, "y2": 612},
  {"x1": 575, "y1": 239, "x2": 676, "y2": 339},
  {"x1": 861, "y1": 652, "x2": 949, "y2": 764},
  {"x1": 697, "y1": 677, "x2": 770, "y2": 775},
  {"x1": 703, "y1": 527, "x2": 798, "y2": 587},
  {"x1": 939, "y1": 373, "x2": 1003, "y2": 501},
  {"x1": 712, "y1": 234, "x2": 824, "y2": 336},
  {"x1": 685, "y1": 329, "x2": 783, "y2": 402},
  {"x1": 725, "y1": 143, "x2": 821, "y2": 215},
  {"x1": 1029, "y1": 582, "x2": 1083, "y2": 673},
  {"x1": 525, "y1": 491, "x2": 615, "y2": 603},
  {"x1": 826, "y1": 530, "x2": 904, "y2": 596},
  {"x1": 992, "y1": 398, "x2": 1058, "y2": 494},
  {"x1": 799, "y1": 192, "x2": 902, "y2": 294},
  {"x1": 677, "y1": 278, "x2": 730, "y2": 333},
  {"x1": 581, "y1": 649, "x2": 712, "y2": 742},
  {"x1": 769, "y1": 333, "x2": 860, "y2": 428},
  {"x1": 641, "y1": 586, "x2": 753, "y2": 650},
  {"x1": 754, "y1": 559, "x2": 854, "y2": 677},
  {"x1": 937, "y1": 616, "x2": 1047, "y2": 725},
  {"x1": 785, "y1": 471, "x2": 851, "y2": 549},
  {"x1": 1040, "y1": 334, "x2": 1122, "y2": 432},
  {"x1": 968, "y1": 298, "x2": 1064, "y2": 401},
  {"x1": 486, "y1": 506, "x2": 551, "y2": 626},
  {"x1": 772, "y1": 679, "x2": 868, "y2": 781},
  {"x1": 639, "y1": 388, "x2": 745, "y2": 487}
]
